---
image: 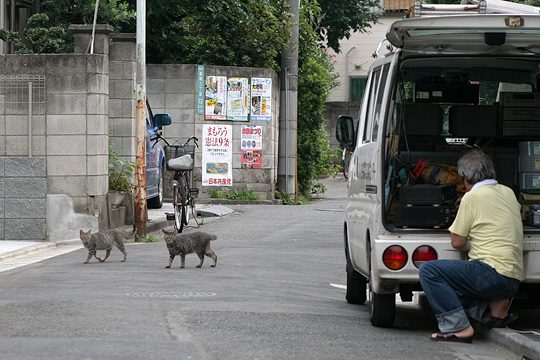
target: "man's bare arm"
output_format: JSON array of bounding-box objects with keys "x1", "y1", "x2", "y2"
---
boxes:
[{"x1": 451, "y1": 233, "x2": 467, "y2": 249}]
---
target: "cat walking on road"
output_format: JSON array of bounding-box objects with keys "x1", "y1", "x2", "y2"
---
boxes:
[
  {"x1": 162, "y1": 229, "x2": 218, "y2": 269},
  {"x1": 79, "y1": 229, "x2": 129, "y2": 263}
]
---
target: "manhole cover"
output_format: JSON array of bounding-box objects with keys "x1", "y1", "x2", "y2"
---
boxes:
[{"x1": 126, "y1": 291, "x2": 216, "y2": 298}]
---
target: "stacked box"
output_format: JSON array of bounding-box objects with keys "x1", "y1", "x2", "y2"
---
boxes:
[
  {"x1": 501, "y1": 93, "x2": 540, "y2": 136},
  {"x1": 395, "y1": 184, "x2": 457, "y2": 229},
  {"x1": 519, "y1": 141, "x2": 540, "y2": 194}
]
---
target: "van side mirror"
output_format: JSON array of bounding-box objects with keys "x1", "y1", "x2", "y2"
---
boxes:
[
  {"x1": 154, "y1": 113, "x2": 172, "y2": 129},
  {"x1": 336, "y1": 115, "x2": 356, "y2": 149}
]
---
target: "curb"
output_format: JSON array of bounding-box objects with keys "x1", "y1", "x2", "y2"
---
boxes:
[
  {"x1": 487, "y1": 328, "x2": 540, "y2": 360},
  {"x1": 0, "y1": 242, "x2": 57, "y2": 262}
]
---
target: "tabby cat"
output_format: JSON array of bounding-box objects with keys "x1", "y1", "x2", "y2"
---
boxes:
[
  {"x1": 162, "y1": 229, "x2": 218, "y2": 268},
  {"x1": 79, "y1": 229, "x2": 128, "y2": 263}
]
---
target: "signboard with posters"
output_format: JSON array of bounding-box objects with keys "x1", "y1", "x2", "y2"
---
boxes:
[
  {"x1": 202, "y1": 124, "x2": 233, "y2": 186},
  {"x1": 226, "y1": 77, "x2": 250, "y2": 121},
  {"x1": 205, "y1": 76, "x2": 227, "y2": 120},
  {"x1": 241, "y1": 125, "x2": 263, "y2": 169},
  {"x1": 250, "y1": 77, "x2": 272, "y2": 121}
]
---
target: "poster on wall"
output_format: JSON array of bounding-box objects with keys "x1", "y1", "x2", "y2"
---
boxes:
[
  {"x1": 202, "y1": 124, "x2": 233, "y2": 186},
  {"x1": 227, "y1": 77, "x2": 250, "y2": 121},
  {"x1": 205, "y1": 76, "x2": 227, "y2": 120},
  {"x1": 241, "y1": 125, "x2": 263, "y2": 169},
  {"x1": 250, "y1": 77, "x2": 272, "y2": 121}
]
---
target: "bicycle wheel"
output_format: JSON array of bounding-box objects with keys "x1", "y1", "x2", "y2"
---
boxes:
[
  {"x1": 172, "y1": 182, "x2": 182, "y2": 232},
  {"x1": 342, "y1": 149, "x2": 351, "y2": 180},
  {"x1": 179, "y1": 174, "x2": 190, "y2": 232}
]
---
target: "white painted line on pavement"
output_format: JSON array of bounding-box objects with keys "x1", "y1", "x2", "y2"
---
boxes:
[{"x1": 0, "y1": 245, "x2": 82, "y2": 273}]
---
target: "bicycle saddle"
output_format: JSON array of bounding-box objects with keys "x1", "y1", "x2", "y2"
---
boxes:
[{"x1": 167, "y1": 154, "x2": 193, "y2": 171}]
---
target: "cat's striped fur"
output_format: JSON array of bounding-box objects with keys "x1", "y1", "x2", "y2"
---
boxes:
[
  {"x1": 162, "y1": 229, "x2": 217, "y2": 268},
  {"x1": 79, "y1": 229, "x2": 128, "y2": 263}
]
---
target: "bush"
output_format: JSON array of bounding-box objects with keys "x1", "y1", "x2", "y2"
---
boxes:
[
  {"x1": 109, "y1": 146, "x2": 135, "y2": 193},
  {"x1": 209, "y1": 189, "x2": 260, "y2": 201}
]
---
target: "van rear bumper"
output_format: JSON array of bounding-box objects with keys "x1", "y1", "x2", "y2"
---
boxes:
[
  {"x1": 370, "y1": 236, "x2": 462, "y2": 293},
  {"x1": 369, "y1": 236, "x2": 540, "y2": 293}
]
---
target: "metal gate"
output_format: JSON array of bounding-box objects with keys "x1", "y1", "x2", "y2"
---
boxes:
[{"x1": 0, "y1": 74, "x2": 46, "y2": 157}]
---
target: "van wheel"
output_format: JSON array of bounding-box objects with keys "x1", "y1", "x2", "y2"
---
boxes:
[
  {"x1": 346, "y1": 262, "x2": 367, "y2": 305},
  {"x1": 369, "y1": 282, "x2": 396, "y2": 327}
]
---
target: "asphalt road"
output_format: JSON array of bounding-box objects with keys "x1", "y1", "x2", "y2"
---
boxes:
[{"x1": 0, "y1": 179, "x2": 522, "y2": 360}]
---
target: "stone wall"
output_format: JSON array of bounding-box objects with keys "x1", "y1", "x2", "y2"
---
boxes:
[
  {"x1": 324, "y1": 101, "x2": 361, "y2": 148},
  {"x1": 147, "y1": 64, "x2": 280, "y2": 201},
  {"x1": 0, "y1": 53, "x2": 109, "y2": 239}
]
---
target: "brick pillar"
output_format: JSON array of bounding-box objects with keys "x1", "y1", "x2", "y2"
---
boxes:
[
  {"x1": 109, "y1": 33, "x2": 136, "y2": 226},
  {"x1": 69, "y1": 24, "x2": 114, "y2": 55}
]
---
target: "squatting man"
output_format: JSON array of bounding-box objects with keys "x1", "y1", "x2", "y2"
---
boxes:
[{"x1": 419, "y1": 150, "x2": 523, "y2": 343}]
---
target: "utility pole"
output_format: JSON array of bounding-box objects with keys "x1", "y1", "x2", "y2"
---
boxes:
[
  {"x1": 134, "y1": 0, "x2": 147, "y2": 239},
  {"x1": 278, "y1": 0, "x2": 300, "y2": 197},
  {"x1": 0, "y1": 0, "x2": 6, "y2": 54}
]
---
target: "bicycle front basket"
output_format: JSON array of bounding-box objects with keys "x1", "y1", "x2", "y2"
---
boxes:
[{"x1": 165, "y1": 144, "x2": 195, "y2": 171}]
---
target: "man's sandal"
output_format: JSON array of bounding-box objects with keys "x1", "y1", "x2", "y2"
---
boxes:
[
  {"x1": 486, "y1": 312, "x2": 518, "y2": 328},
  {"x1": 431, "y1": 332, "x2": 473, "y2": 343}
]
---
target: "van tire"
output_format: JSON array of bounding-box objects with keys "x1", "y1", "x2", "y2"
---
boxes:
[
  {"x1": 346, "y1": 262, "x2": 367, "y2": 305},
  {"x1": 369, "y1": 291, "x2": 396, "y2": 327}
]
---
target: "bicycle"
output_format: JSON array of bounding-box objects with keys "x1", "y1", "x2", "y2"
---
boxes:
[
  {"x1": 341, "y1": 146, "x2": 352, "y2": 179},
  {"x1": 157, "y1": 135, "x2": 200, "y2": 233}
]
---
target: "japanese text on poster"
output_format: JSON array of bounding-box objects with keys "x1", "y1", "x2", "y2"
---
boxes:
[
  {"x1": 197, "y1": 65, "x2": 205, "y2": 115},
  {"x1": 205, "y1": 76, "x2": 227, "y2": 120},
  {"x1": 227, "y1": 77, "x2": 250, "y2": 121},
  {"x1": 241, "y1": 125, "x2": 263, "y2": 169},
  {"x1": 202, "y1": 124, "x2": 233, "y2": 186},
  {"x1": 251, "y1": 78, "x2": 272, "y2": 121}
]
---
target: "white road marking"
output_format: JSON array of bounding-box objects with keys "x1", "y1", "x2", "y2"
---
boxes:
[{"x1": 0, "y1": 245, "x2": 82, "y2": 273}]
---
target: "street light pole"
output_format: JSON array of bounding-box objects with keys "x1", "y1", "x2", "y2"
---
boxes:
[{"x1": 134, "y1": 0, "x2": 147, "y2": 239}]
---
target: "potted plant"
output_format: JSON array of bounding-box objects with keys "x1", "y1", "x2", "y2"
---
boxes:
[{"x1": 108, "y1": 146, "x2": 135, "y2": 207}]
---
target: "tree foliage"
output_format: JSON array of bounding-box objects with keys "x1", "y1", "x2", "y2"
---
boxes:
[
  {"x1": 316, "y1": 0, "x2": 379, "y2": 53},
  {"x1": 297, "y1": 0, "x2": 339, "y2": 195},
  {"x1": 40, "y1": 0, "x2": 135, "y2": 29},
  {"x1": 0, "y1": 13, "x2": 71, "y2": 53},
  {"x1": 146, "y1": 0, "x2": 291, "y2": 71},
  {"x1": 0, "y1": 0, "x2": 134, "y2": 54}
]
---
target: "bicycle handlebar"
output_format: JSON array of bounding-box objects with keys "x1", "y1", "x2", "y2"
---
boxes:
[{"x1": 152, "y1": 133, "x2": 199, "y2": 148}]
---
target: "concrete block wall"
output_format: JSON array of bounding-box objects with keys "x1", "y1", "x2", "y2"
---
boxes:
[
  {"x1": 0, "y1": 53, "x2": 110, "y2": 238},
  {"x1": 147, "y1": 64, "x2": 279, "y2": 201},
  {"x1": 108, "y1": 33, "x2": 136, "y2": 159},
  {"x1": 324, "y1": 101, "x2": 361, "y2": 148},
  {"x1": 1, "y1": 157, "x2": 47, "y2": 240}
]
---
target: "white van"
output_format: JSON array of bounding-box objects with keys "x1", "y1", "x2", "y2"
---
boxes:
[{"x1": 336, "y1": 14, "x2": 540, "y2": 327}]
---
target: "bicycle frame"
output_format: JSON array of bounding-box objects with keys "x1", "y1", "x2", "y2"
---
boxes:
[{"x1": 157, "y1": 135, "x2": 199, "y2": 233}]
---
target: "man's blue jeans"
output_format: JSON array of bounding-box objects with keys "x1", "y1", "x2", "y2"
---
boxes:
[{"x1": 419, "y1": 259, "x2": 520, "y2": 333}]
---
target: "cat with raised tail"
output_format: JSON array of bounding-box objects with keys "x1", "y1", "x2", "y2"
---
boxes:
[
  {"x1": 79, "y1": 229, "x2": 129, "y2": 263},
  {"x1": 162, "y1": 229, "x2": 218, "y2": 268}
]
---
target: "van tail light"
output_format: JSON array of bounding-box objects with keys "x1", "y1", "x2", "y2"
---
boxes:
[
  {"x1": 412, "y1": 246, "x2": 438, "y2": 268},
  {"x1": 383, "y1": 245, "x2": 408, "y2": 271}
]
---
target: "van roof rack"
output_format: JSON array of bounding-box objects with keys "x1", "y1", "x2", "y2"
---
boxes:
[
  {"x1": 412, "y1": 0, "x2": 486, "y2": 17},
  {"x1": 412, "y1": 0, "x2": 540, "y2": 17}
]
